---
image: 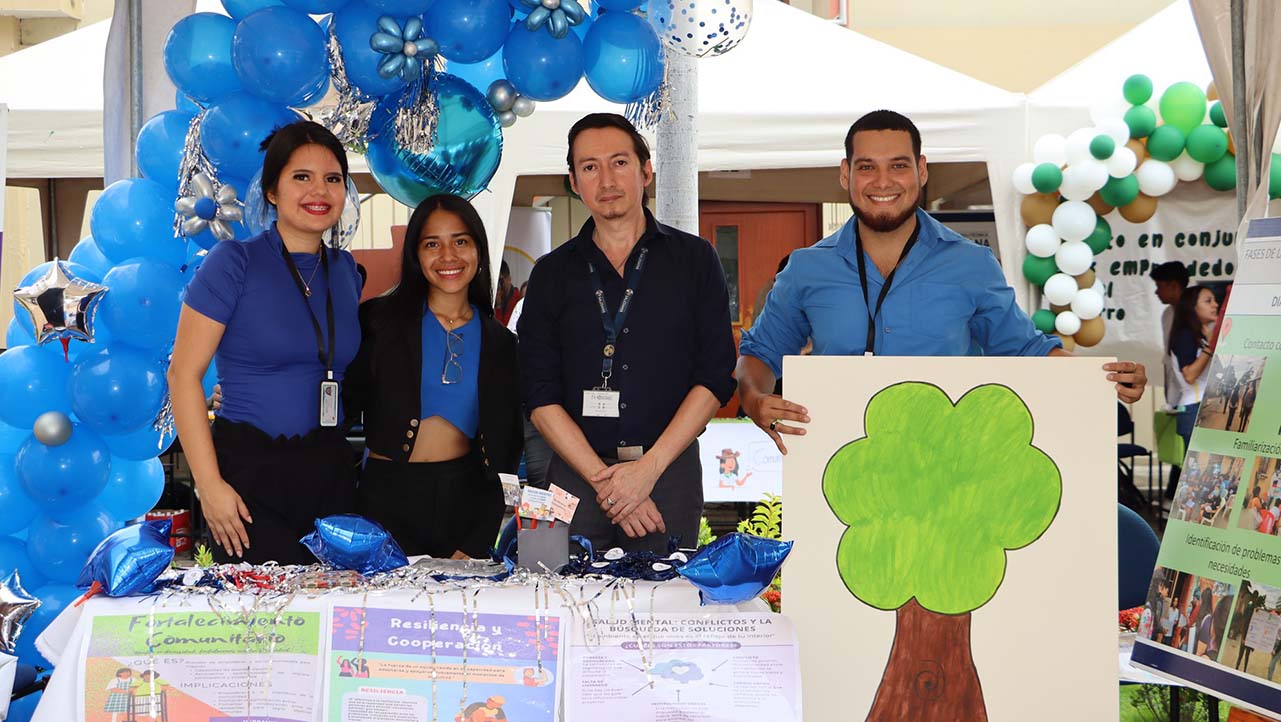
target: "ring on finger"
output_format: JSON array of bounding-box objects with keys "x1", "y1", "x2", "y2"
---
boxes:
[{"x1": 768, "y1": 418, "x2": 780, "y2": 431}]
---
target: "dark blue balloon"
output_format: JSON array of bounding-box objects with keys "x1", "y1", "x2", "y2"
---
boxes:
[
  {"x1": 221, "y1": 0, "x2": 284, "y2": 19},
  {"x1": 97, "y1": 457, "x2": 165, "y2": 522},
  {"x1": 582, "y1": 10, "x2": 664, "y2": 103},
  {"x1": 366, "y1": 73, "x2": 503, "y2": 206},
  {"x1": 136, "y1": 110, "x2": 196, "y2": 189},
  {"x1": 69, "y1": 347, "x2": 168, "y2": 434},
  {"x1": 77, "y1": 520, "x2": 174, "y2": 596},
  {"x1": 676, "y1": 533, "x2": 793, "y2": 605},
  {"x1": 426, "y1": 0, "x2": 512, "y2": 64},
  {"x1": 596, "y1": 0, "x2": 643, "y2": 8},
  {"x1": 16, "y1": 424, "x2": 111, "y2": 511},
  {"x1": 0, "y1": 422, "x2": 27, "y2": 454},
  {"x1": 89, "y1": 178, "x2": 187, "y2": 267},
  {"x1": 175, "y1": 90, "x2": 205, "y2": 114},
  {"x1": 281, "y1": 0, "x2": 353, "y2": 11},
  {"x1": 0, "y1": 346, "x2": 72, "y2": 429},
  {"x1": 503, "y1": 22, "x2": 584, "y2": 101},
  {"x1": 232, "y1": 6, "x2": 330, "y2": 106},
  {"x1": 0, "y1": 455, "x2": 40, "y2": 535},
  {"x1": 301, "y1": 514, "x2": 408, "y2": 574},
  {"x1": 163, "y1": 13, "x2": 244, "y2": 104},
  {"x1": 12, "y1": 583, "x2": 81, "y2": 666},
  {"x1": 331, "y1": 1, "x2": 415, "y2": 99},
  {"x1": 200, "y1": 93, "x2": 298, "y2": 180},
  {"x1": 67, "y1": 236, "x2": 114, "y2": 279},
  {"x1": 99, "y1": 258, "x2": 186, "y2": 352},
  {"x1": 102, "y1": 424, "x2": 176, "y2": 461},
  {"x1": 26, "y1": 507, "x2": 120, "y2": 584},
  {"x1": 448, "y1": 49, "x2": 505, "y2": 96}
]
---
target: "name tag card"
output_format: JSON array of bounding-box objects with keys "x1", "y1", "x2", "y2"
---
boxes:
[{"x1": 583, "y1": 389, "x2": 620, "y2": 418}]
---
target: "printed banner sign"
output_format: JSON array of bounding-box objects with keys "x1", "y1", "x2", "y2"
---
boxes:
[{"x1": 698, "y1": 419, "x2": 782, "y2": 502}]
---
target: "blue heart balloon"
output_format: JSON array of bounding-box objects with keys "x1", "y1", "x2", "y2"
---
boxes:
[
  {"x1": 677, "y1": 533, "x2": 793, "y2": 606},
  {"x1": 76, "y1": 520, "x2": 174, "y2": 597},
  {"x1": 301, "y1": 515, "x2": 408, "y2": 575}
]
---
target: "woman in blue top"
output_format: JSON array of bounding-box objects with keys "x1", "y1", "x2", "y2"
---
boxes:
[
  {"x1": 1166, "y1": 285, "x2": 1219, "y2": 450},
  {"x1": 168, "y1": 121, "x2": 362, "y2": 564},
  {"x1": 344, "y1": 194, "x2": 522, "y2": 559}
]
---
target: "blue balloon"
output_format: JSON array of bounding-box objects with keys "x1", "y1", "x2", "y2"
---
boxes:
[
  {"x1": 175, "y1": 91, "x2": 205, "y2": 114},
  {"x1": 221, "y1": 0, "x2": 284, "y2": 19},
  {"x1": 0, "y1": 536, "x2": 39, "y2": 583},
  {"x1": 448, "y1": 49, "x2": 505, "y2": 95},
  {"x1": 366, "y1": 73, "x2": 503, "y2": 206},
  {"x1": 99, "y1": 258, "x2": 185, "y2": 352},
  {"x1": 13, "y1": 260, "x2": 104, "y2": 339},
  {"x1": 6, "y1": 690, "x2": 42, "y2": 722},
  {"x1": 136, "y1": 110, "x2": 196, "y2": 188},
  {"x1": 26, "y1": 507, "x2": 119, "y2": 584},
  {"x1": 0, "y1": 346, "x2": 72, "y2": 429},
  {"x1": 676, "y1": 533, "x2": 793, "y2": 605},
  {"x1": 97, "y1": 457, "x2": 165, "y2": 522},
  {"x1": 367, "y1": 0, "x2": 434, "y2": 11},
  {"x1": 200, "y1": 93, "x2": 298, "y2": 180},
  {"x1": 0, "y1": 421, "x2": 27, "y2": 454},
  {"x1": 232, "y1": 7, "x2": 330, "y2": 106},
  {"x1": 89, "y1": 179, "x2": 187, "y2": 267},
  {"x1": 16, "y1": 424, "x2": 111, "y2": 511},
  {"x1": 163, "y1": 13, "x2": 244, "y2": 103},
  {"x1": 102, "y1": 424, "x2": 176, "y2": 461},
  {"x1": 425, "y1": 0, "x2": 512, "y2": 64},
  {"x1": 331, "y1": 1, "x2": 416, "y2": 99},
  {"x1": 67, "y1": 236, "x2": 114, "y2": 278},
  {"x1": 282, "y1": 0, "x2": 354, "y2": 11},
  {"x1": 596, "y1": 0, "x2": 642, "y2": 8},
  {"x1": 0, "y1": 455, "x2": 40, "y2": 535},
  {"x1": 70, "y1": 347, "x2": 167, "y2": 434},
  {"x1": 77, "y1": 520, "x2": 174, "y2": 596},
  {"x1": 301, "y1": 514, "x2": 408, "y2": 574},
  {"x1": 5, "y1": 318, "x2": 36, "y2": 350},
  {"x1": 12, "y1": 583, "x2": 82, "y2": 666},
  {"x1": 582, "y1": 10, "x2": 664, "y2": 103},
  {"x1": 503, "y1": 23, "x2": 584, "y2": 101}
]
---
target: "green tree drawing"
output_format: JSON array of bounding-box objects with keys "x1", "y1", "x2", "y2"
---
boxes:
[{"x1": 823, "y1": 382, "x2": 1062, "y2": 722}]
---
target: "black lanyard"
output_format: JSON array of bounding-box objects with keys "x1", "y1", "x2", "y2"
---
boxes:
[
  {"x1": 280, "y1": 243, "x2": 336, "y2": 380},
  {"x1": 855, "y1": 223, "x2": 920, "y2": 355},
  {"x1": 587, "y1": 245, "x2": 650, "y2": 386}
]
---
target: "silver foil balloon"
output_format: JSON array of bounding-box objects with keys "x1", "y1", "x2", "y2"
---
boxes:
[
  {"x1": 175, "y1": 172, "x2": 244, "y2": 242},
  {"x1": 371, "y1": 15, "x2": 438, "y2": 83},
  {"x1": 13, "y1": 259, "x2": 107, "y2": 345},
  {"x1": 487, "y1": 80, "x2": 517, "y2": 113},
  {"x1": 511, "y1": 96, "x2": 536, "y2": 118},
  {"x1": 0, "y1": 571, "x2": 40, "y2": 654},
  {"x1": 33, "y1": 410, "x2": 73, "y2": 447},
  {"x1": 648, "y1": 0, "x2": 753, "y2": 58}
]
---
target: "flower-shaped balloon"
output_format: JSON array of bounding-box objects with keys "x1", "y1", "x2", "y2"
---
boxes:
[
  {"x1": 518, "y1": 0, "x2": 586, "y2": 39},
  {"x1": 371, "y1": 15, "x2": 438, "y2": 83},
  {"x1": 175, "y1": 173, "x2": 243, "y2": 241},
  {"x1": 13, "y1": 259, "x2": 107, "y2": 346}
]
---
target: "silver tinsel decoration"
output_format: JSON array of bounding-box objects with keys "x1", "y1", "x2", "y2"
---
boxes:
[
  {"x1": 173, "y1": 111, "x2": 222, "y2": 238},
  {"x1": 152, "y1": 390, "x2": 176, "y2": 452},
  {"x1": 625, "y1": 77, "x2": 671, "y2": 131},
  {"x1": 318, "y1": 23, "x2": 378, "y2": 153},
  {"x1": 389, "y1": 61, "x2": 442, "y2": 156}
]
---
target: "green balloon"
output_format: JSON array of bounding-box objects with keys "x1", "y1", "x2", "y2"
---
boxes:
[
  {"x1": 1032, "y1": 309, "x2": 1057, "y2": 334},
  {"x1": 1159, "y1": 82, "x2": 1208, "y2": 134},
  {"x1": 1123, "y1": 74, "x2": 1154, "y2": 105},
  {"x1": 1022, "y1": 255, "x2": 1059, "y2": 287},
  {"x1": 1270, "y1": 153, "x2": 1281, "y2": 199},
  {"x1": 1209, "y1": 101, "x2": 1227, "y2": 128},
  {"x1": 1204, "y1": 154, "x2": 1236, "y2": 191},
  {"x1": 1124, "y1": 105, "x2": 1157, "y2": 139},
  {"x1": 1031, "y1": 163, "x2": 1063, "y2": 193},
  {"x1": 1089, "y1": 135, "x2": 1116, "y2": 160},
  {"x1": 1100, "y1": 174, "x2": 1140, "y2": 207},
  {"x1": 1185, "y1": 125, "x2": 1228, "y2": 164},
  {"x1": 1084, "y1": 215, "x2": 1112, "y2": 255},
  {"x1": 1146, "y1": 125, "x2": 1186, "y2": 162}
]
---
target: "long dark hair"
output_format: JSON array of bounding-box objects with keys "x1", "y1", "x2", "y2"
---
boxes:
[
  {"x1": 259, "y1": 120, "x2": 349, "y2": 199},
  {"x1": 1168, "y1": 285, "x2": 1213, "y2": 351},
  {"x1": 383, "y1": 194, "x2": 495, "y2": 320}
]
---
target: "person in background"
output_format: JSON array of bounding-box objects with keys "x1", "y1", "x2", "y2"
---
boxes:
[
  {"x1": 494, "y1": 260, "x2": 522, "y2": 326},
  {"x1": 1166, "y1": 285, "x2": 1218, "y2": 462},
  {"x1": 1150, "y1": 261, "x2": 1190, "y2": 498},
  {"x1": 170, "y1": 120, "x2": 362, "y2": 564}
]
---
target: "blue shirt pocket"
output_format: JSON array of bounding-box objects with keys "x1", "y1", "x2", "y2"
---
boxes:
[{"x1": 910, "y1": 282, "x2": 975, "y2": 346}]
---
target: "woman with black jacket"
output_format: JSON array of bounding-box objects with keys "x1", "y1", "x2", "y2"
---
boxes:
[{"x1": 344, "y1": 194, "x2": 522, "y2": 559}]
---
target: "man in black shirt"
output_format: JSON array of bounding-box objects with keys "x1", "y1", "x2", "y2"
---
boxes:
[{"x1": 518, "y1": 113, "x2": 737, "y2": 551}]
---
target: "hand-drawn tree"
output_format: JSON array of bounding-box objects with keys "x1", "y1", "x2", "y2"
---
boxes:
[{"x1": 823, "y1": 382, "x2": 1061, "y2": 722}]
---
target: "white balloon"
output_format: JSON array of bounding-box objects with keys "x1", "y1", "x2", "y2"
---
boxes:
[
  {"x1": 1075, "y1": 158, "x2": 1110, "y2": 192},
  {"x1": 1105, "y1": 146, "x2": 1138, "y2": 178},
  {"x1": 1058, "y1": 164, "x2": 1094, "y2": 201},
  {"x1": 1097, "y1": 118, "x2": 1131, "y2": 147},
  {"x1": 1051, "y1": 200, "x2": 1096, "y2": 242},
  {"x1": 1071, "y1": 287, "x2": 1106, "y2": 320},
  {"x1": 1065, "y1": 128, "x2": 1097, "y2": 165},
  {"x1": 1055, "y1": 310, "x2": 1083, "y2": 336},
  {"x1": 1055, "y1": 240, "x2": 1095, "y2": 276},
  {"x1": 1135, "y1": 159, "x2": 1178, "y2": 197},
  {"x1": 1024, "y1": 224, "x2": 1061, "y2": 258},
  {"x1": 1092, "y1": 279, "x2": 1106, "y2": 297},
  {"x1": 1033, "y1": 134, "x2": 1068, "y2": 166},
  {"x1": 1012, "y1": 162, "x2": 1038, "y2": 195},
  {"x1": 1170, "y1": 151, "x2": 1205, "y2": 182},
  {"x1": 1089, "y1": 97, "x2": 1131, "y2": 128},
  {"x1": 1044, "y1": 273, "x2": 1079, "y2": 306}
]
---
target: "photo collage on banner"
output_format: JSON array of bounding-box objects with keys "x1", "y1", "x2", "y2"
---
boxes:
[{"x1": 1131, "y1": 218, "x2": 1281, "y2": 716}]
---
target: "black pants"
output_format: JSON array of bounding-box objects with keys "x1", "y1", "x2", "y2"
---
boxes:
[
  {"x1": 546, "y1": 441, "x2": 702, "y2": 554},
  {"x1": 211, "y1": 418, "x2": 359, "y2": 566},
  {"x1": 359, "y1": 455, "x2": 503, "y2": 559}
]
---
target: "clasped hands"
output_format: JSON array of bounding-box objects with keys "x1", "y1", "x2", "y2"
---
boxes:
[{"x1": 590, "y1": 456, "x2": 666, "y2": 538}]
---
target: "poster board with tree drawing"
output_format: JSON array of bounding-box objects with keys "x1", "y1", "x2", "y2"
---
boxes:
[{"x1": 782, "y1": 356, "x2": 1117, "y2": 722}]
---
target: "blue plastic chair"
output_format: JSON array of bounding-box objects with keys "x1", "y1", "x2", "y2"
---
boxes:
[{"x1": 1118, "y1": 503, "x2": 1160, "y2": 610}]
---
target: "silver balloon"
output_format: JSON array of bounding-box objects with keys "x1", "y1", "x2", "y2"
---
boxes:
[
  {"x1": 498, "y1": 110, "x2": 517, "y2": 128},
  {"x1": 0, "y1": 571, "x2": 40, "y2": 654},
  {"x1": 175, "y1": 171, "x2": 245, "y2": 243},
  {"x1": 648, "y1": 0, "x2": 753, "y2": 58},
  {"x1": 13, "y1": 259, "x2": 107, "y2": 345},
  {"x1": 487, "y1": 80, "x2": 517, "y2": 113},
  {"x1": 512, "y1": 96, "x2": 536, "y2": 118},
  {"x1": 33, "y1": 410, "x2": 72, "y2": 447}
]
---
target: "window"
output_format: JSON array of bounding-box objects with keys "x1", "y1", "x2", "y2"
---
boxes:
[{"x1": 715, "y1": 226, "x2": 740, "y2": 323}]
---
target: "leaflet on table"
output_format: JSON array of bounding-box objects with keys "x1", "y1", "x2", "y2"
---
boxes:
[
  {"x1": 564, "y1": 612, "x2": 801, "y2": 722},
  {"x1": 78, "y1": 609, "x2": 323, "y2": 722},
  {"x1": 1131, "y1": 218, "x2": 1281, "y2": 717},
  {"x1": 324, "y1": 604, "x2": 562, "y2": 722}
]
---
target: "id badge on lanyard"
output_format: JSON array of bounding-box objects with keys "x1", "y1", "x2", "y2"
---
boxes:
[
  {"x1": 582, "y1": 247, "x2": 648, "y2": 418},
  {"x1": 281, "y1": 243, "x2": 339, "y2": 427}
]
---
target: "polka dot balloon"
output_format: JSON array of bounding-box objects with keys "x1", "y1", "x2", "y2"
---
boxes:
[{"x1": 647, "y1": 0, "x2": 753, "y2": 58}]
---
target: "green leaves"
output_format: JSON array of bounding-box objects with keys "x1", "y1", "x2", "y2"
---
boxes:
[{"x1": 737, "y1": 493, "x2": 782, "y2": 540}]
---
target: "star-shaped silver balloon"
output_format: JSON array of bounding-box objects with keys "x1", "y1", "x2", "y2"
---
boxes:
[
  {"x1": 0, "y1": 571, "x2": 41, "y2": 654},
  {"x1": 13, "y1": 259, "x2": 108, "y2": 346},
  {"x1": 175, "y1": 172, "x2": 243, "y2": 242}
]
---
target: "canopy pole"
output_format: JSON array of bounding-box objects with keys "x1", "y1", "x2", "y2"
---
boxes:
[
  {"x1": 655, "y1": 52, "x2": 699, "y2": 235},
  {"x1": 1230, "y1": 0, "x2": 1247, "y2": 221},
  {"x1": 129, "y1": 0, "x2": 143, "y2": 178}
]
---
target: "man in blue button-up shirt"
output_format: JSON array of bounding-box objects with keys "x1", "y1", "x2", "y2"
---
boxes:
[{"x1": 737, "y1": 110, "x2": 1148, "y2": 452}]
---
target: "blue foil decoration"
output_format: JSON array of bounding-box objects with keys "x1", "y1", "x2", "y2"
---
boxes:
[
  {"x1": 677, "y1": 533, "x2": 793, "y2": 606},
  {"x1": 76, "y1": 520, "x2": 175, "y2": 597},
  {"x1": 301, "y1": 514, "x2": 408, "y2": 575}
]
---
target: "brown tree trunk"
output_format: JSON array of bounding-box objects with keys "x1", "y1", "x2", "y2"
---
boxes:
[{"x1": 865, "y1": 599, "x2": 987, "y2": 722}]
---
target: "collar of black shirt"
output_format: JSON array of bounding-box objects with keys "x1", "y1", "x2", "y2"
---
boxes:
[{"x1": 568, "y1": 208, "x2": 667, "y2": 261}]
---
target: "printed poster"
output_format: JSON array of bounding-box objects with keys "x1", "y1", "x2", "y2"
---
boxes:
[
  {"x1": 697, "y1": 419, "x2": 782, "y2": 502},
  {"x1": 324, "y1": 605, "x2": 561, "y2": 722},
  {"x1": 79, "y1": 610, "x2": 323, "y2": 722},
  {"x1": 563, "y1": 613, "x2": 801, "y2": 722},
  {"x1": 1131, "y1": 218, "x2": 1281, "y2": 717}
]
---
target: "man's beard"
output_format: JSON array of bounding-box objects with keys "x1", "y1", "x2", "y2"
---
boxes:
[{"x1": 849, "y1": 193, "x2": 918, "y2": 233}]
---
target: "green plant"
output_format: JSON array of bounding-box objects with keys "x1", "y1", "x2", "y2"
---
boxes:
[
  {"x1": 193, "y1": 544, "x2": 214, "y2": 568},
  {"x1": 737, "y1": 493, "x2": 782, "y2": 539},
  {"x1": 697, "y1": 517, "x2": 717, "y2": 547},
  {"x1": 1124, "y1": 684, "x2": 1228, "y2": 721}
]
